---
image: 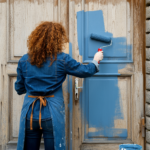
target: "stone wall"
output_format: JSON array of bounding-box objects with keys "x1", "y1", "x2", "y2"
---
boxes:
[{"x1": 146, "y1": 1, "x2": 150, "y2": 149}]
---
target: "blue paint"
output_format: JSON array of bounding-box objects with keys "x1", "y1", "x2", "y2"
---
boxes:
[
  {"x1": 119, "y1": 144, "x2": 142, "y2": 150},
  {"x1": 83, "y1": 76, "x2": 127, "y2": 140},
  {"x1": 68, "y1": 43, "x2": 73, "y2": 150},
  {"x1": 77, "y1": 10, "x2": 132, "y2": 62},
  {"x1": 77, "y1": 10, "x2": 133, "y2": 142}
]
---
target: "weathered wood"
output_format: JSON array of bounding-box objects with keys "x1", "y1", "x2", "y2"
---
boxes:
[
  {"x1": 0, "y1": 1, "x2": 8, "y2": 150},
  {"x1": 81, "y1": 144, "x2": 122, "y2": 150},
  {"x1": 132, "y1": 2, "x2": 146, "y2": 143},
  {"x1": 69, "y1": 1, "x2": 82, "y2": 149},
  {"x1": 9, "y1": 78, "x2": 24, "y2": 140},
  {"x1": 117, "y1": 77, "x2": 131, "y2": 139}
]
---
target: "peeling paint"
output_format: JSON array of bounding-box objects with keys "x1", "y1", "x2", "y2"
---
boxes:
[
  {"x1": 89, "y1": 127, "x2": 98, "y2": 132},
  {"x1": 118, "y1": 64, "x2": 134, "y2": 74}
]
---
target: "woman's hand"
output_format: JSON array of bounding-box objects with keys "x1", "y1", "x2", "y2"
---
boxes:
[{"x1": 93, "y1": 51, "x2": 103, "y2": 62}]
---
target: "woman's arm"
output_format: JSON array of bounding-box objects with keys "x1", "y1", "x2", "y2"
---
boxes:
[
  {"x1": 15, "y1": 61, "x2": 26, "y2": 95},
  {"x1": 64, "y1": 53, "x2": 100, "y2": 78}
]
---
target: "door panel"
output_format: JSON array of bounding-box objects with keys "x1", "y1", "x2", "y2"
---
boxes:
[
  {"x1": 69, "y1": 0, "x2": 144, "y2": 149},
  {"x1": 9, "y1": 77, "x2": 24, "y2": 140},
  {"x1": 83, "y1": 77, "x2": 131, "y2": 142}
]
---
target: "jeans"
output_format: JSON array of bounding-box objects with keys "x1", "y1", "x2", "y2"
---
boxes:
[{"x1": 24, "y1": 118, "x2": 54, "y2": 150}]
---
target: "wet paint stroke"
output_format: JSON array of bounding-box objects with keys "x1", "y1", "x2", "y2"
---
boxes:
[
  {"x1": 77, "y1": 10, "x2": 132, "y2": 140},
  {"x1": 77, "y1": 10, "x2": 132, "y2": 61}
]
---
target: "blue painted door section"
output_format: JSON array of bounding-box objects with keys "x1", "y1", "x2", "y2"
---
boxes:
[{"x1": 77, "y1": 10, "x2": 132, "y2": 143}]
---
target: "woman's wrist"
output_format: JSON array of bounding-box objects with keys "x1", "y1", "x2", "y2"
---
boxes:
[{"x1": 91, "y1": 60, "x2": 99, "y2": 72}]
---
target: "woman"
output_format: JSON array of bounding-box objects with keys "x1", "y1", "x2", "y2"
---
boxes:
[{"x1": 15, "y1": 21, "x2": 103, "y2": 150}]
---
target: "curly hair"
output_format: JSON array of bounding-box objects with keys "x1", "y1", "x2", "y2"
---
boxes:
[{"x1": 27, "y1": 21, "x2": 68, "y2": 67}]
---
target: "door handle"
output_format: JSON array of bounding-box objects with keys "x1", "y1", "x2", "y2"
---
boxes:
[{"x1": 75, "y1": 78, "x2": 83, "y2": 100}]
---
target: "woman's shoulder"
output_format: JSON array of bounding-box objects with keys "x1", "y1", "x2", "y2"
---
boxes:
[
  {"x1": 19, "y1": 54, "x2": 29, "y2": 62},
  {"x1": 57, "y1": 52, "x2": 70, "y2": 60}
]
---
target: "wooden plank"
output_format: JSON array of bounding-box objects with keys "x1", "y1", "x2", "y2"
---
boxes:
[
  {"x1": 117, "y1": 77, "x2": 131, "y2": 139},
  {"x1": 81, "y1": 144, "x2": 121, "y2": 150},
  {"x1": 70, "y1": 0, "x2": 83, "y2": 149},
  {"x1": 0, "y1": 1, "x2": 7, "y2": 150},
  {"x1": 132, "y1": 0, "x2": 145, "y2": 148},
  {"x1": 0, "y1": 2, "x2": 6, "y2": 147},
  {"x1": 9, "y1": 78, "x2": 24, "y2": 139},
  {"x1": 107, "y1": 0, "x2": 126, "y2": 37}
]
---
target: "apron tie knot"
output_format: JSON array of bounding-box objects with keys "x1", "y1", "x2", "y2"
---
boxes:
[{"x1": 28, "y1": 95, "x2": 54, "y2": 130}]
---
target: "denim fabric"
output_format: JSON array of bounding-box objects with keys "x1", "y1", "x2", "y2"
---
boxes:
[
  {"x1": 24, "y1": 118, "x2": 54, "y2": 150},
  {"x1": 15, "y1": 52, "x2": 98, "y2": 120},
  {"x1": 15, "y1": 52, "x2": 98, "y2": 96},
  {"x1": 26, "y1": 99, "x2": 51, "y2": 120},
  {"x1": 15, "y1": 52, "x2": 99, "y2": 150}
]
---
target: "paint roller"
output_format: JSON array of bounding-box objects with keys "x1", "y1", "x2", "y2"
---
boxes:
[{"x1": 90, "y1": 33, "x2": 112, "y2": 63}]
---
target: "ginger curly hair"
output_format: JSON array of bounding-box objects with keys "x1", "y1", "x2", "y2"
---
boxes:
[{"x1": 27, "y1": 21, "x2": 68, "y2": 67}]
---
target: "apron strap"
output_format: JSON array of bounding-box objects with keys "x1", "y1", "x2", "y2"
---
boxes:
[{"x1": 28, "y1": 95, "x2": 54, "y2": 130}]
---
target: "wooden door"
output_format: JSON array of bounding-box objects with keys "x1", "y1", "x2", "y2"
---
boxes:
[
  {"x1": 69, "y1": 0, "x2": 145, "y2": 149},
  {"x1": 0, "y1": 0, "x2": 69, "y2": 150}
]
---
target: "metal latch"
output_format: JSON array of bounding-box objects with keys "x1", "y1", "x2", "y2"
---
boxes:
[{"x1": 75, "y1": 78, "x2": 83, "y2": 100}]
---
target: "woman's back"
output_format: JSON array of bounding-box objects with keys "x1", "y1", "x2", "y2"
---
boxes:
[
  {"x1": 15, "y1": 52, "x2": 98, "y2": 96},
  {"x1": 15, "y1": 52, "x2": 66, "y2": 96}
]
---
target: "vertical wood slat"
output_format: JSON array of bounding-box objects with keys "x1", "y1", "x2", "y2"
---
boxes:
[
  {"x1": 69, "y1": 0, "x2": 83, "y2": 149},
  {"x1": 0, "y1": 0, "x2": 7, "y2": 149},
  {"x1": 132, "y1": 0, "x2": 145, "y2": 147}
]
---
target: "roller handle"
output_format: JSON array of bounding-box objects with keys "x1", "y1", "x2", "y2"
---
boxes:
[{"x1": 98, "y1": 48, "x2": 103, "y2": 64}]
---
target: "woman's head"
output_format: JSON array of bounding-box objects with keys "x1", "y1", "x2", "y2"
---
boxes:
[{"x1": 27, "y1": 21, "x2": 68, "y2": 67}]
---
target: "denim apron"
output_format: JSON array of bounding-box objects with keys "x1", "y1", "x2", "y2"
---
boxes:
[{"x1": 17, "y1": 86, "x2": 66, "y2": 150}]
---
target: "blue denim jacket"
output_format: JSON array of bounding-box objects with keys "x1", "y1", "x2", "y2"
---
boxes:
[{"x1": 15, "y1": 52, "x2": 99, "y2": 150}]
